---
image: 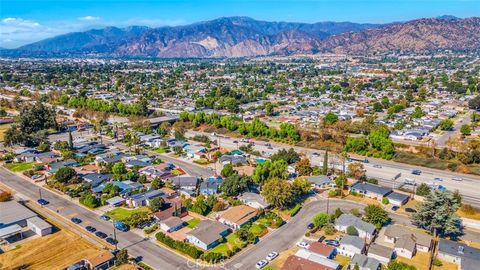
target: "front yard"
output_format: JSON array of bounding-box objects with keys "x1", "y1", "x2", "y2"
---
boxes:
[
  {"x1": 5, "y1": 162, "x2": 35, "y2": 172},
  {"x1": 186, "y1": 218, "x2": 201, "y2": 229},
  {"x1": 205, "y1": 233, "x2": 247, "y2": 256},
  {"x1": 106, "y1": 207, "x2": 151, "y2": 221}
]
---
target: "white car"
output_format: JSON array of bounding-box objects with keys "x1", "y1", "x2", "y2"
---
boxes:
[
  {"x1": 297, "y1": 241, "x2": 310, "y2": 249},
  {"x1": 256, "y1": 260, "x2": 268, "y2": 269},
  {"x1": 452, "y1": 177, "x2": 463, "y2": 181},
  {"x1": 266, "y1": 251, "x2": 279, "y2": 261}
]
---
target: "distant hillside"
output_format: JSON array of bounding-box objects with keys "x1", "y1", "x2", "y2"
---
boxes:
[{"x1": 2, "y1": 16, "x2": 479, "y2": 58}]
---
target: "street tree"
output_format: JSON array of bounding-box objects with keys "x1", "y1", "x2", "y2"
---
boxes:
[
  {"x1": 363, "y1": 204, "x2": 389, "y2": 229},
  {"x1": 261, "y1": 178, "x2": 293, "y2": 209}
]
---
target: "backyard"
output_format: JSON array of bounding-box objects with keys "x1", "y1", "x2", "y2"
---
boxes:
[
  {"x1": 186, "y1": 218, "x2": 201, "y2": 229},
  {"x1": 0, "y1": 123, "x2": 10, "y2": 142}
]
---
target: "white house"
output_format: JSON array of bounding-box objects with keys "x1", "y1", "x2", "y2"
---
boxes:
[{"x1": 159, "y1": 216, "x2": 184, "y2": 233}]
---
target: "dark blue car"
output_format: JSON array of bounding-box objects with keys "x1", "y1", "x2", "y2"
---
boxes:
[{"x1": 37, "y1": 199, "x2": 49, "y2": 205}]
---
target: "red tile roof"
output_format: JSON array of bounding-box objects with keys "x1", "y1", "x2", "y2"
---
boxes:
[
  {"x1": 281, "y1": 255, "x2": 336, "y2": 270},
  {"x1": 308, "y1": 242, "x2": 335, "y2": 257}
]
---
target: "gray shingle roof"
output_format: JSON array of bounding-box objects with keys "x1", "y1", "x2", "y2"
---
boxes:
[
  {"x1": 335, "y1": 214, "x2": 376, "y2": 235},
  {"x1": 340, "y1": 235, "x2": 365, "y2": 250},
  {"x1": 187, "y1": 220, "x2": 229, "y2": 245},
  {"x1": 350, "y1": 182, "x2": 392, "y2": 196},
  {"x1": 350, "y1": 254, "x2": 381, "y2": 270}
]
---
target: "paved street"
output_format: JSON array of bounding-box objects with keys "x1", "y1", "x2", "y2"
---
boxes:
[
  {"x1": 186, "y1": 130, "x2": 480, "y2": 207},
  {"x1": 0, "y1": 167, "x2": 192, "y2": 270}
]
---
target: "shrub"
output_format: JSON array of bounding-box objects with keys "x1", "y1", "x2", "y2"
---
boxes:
[
  {"x1": 432, "y1": 259, "x2": 443, "y2": 267},
  {"x1": 328, "y1": 189, "x2": 338, "y2": 197},
  {"x1": 155, "y1": 232, "x2": 204, "y2": 259},
  {"x1": 347, "y1": 225, "x2": 359, "y2": 236},
  {"x1": 289, "y1": 204, "x2": 301, "y2": 216},
  {"x1": 0, "y1": 191, "x2": 12, "y2": 202},
  {"x1": 382, "y1": 197, "x2": 389, "y2": 205},
  {"x1": 323, "y1": 223, "x2": 336, "y2": 235},
  {"x1": 461, "y1": 204, "x2": 478, "y2": 215},
  {"x1": 79, "y1": 192, "x2": 100, "y2": 208},
  {"x1": 305, "y1": 232, "x2": 311, "y2": 237},
  {"x1": 202, "y1": 252, "x2": 225, "y2": 263},
  {"x1": 144, "y1": 224, "x2": 158, "y2": 234},
  {"x1": 55, "y1": 167, "x2": 77, "y2": 183}
]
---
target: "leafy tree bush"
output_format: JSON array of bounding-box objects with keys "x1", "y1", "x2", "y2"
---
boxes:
[
  {"x1": 155, "y1": 232, "x2": 204, "y2": 259},
  {"x1": 416, "y1": 183, "x2": 431, "y2": 196},
  {"x1": 364, "y1": 204, "x2": 389, "y2": 229},
  {"x1": 270, "y1": 148, "x2": 300, "y2": 164},
  {"x1": 313, "y1": 213, "x2": 330, "y2": 228},
  {"x1": 347, "y1": 225, "x2": 359, "y2": 236},
  {"x1": 55, "y1": 167, "x2": 77, "y2": 183},
  {"x1": 79, "y1": 192, "x2": 100, "y2": 208}
]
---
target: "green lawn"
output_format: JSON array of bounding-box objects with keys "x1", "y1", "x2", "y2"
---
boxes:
[
  {"x1": 249, "y1": 223, "x2": 267, "y2": 236},
  {"x1": 207, "y1": 243, "x2": 230, "y2": 255},
  {"x1": 106, "y1": 207, "x2": 150, "y2": 221},
  {"x1": 226, "y1": 233, "x2": 246, "y2": 248},
  {"x1": 5, "y1": 162, "x2": 34, "y2": 172},
  {"x1": 154, "y1": 146, "x2": 169, "y2": 154},
  {"x1": 263, "y1": 266, "x2": 278, "y2": 270},
  {"x1": 0, "y1": 124, "x2": 10, "y2": 142},
  {"x1": 186, "y1": 218, "x2": 201, "y2": 229}
]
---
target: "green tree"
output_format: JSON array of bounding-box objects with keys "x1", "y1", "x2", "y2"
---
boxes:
[
  {"x1": 151, "y1": 177, "x2": 164, "y2": 190},
  {"x1": 296, "y1": 158, "x2": 313, "y2": 176},
  {"x1": 149, "y1": 197, "x2": 165, "y2": 212},
  {"x1": 270, "y1": 148, "x2": 300, "y2": 164},
  {"x1": 412, "y1": 190, "x2": 462, "y2": 238},
  {"x1": 68, "y1": 131, "x2": 74, "y2": 149},
  {"x1": 347, "y1": 225, "x2": 359, "y2": 236},
  {"x1": 324, "y1": 112, "x2": 338, "y2": 125},
  {"x1": 219, "y1": 174, "x2": 251, "y2": 196},
  {"x1": 115, "y1": 249, "x2": 129, "y2": 266},
  {"x1": 322, "y1": 150, "x2": 328, "y2": 175},
  {"x1": 460, "y1": 124, "x2": 472, "y2": 136},
  {"x1": 439, "y1": 119, "x2": 454, "y2": 131},
  {"x1": 416, "y1": 183, "x2": 431, "y2": 196},
  {"x1": 112, "y1": 162, "x2": 127, "y2": 175},
  {"x1": 221, "y1": 163, "x2": 235, "y2": 177},
  {"x1": 55, "y1": 167, "x2": 77, "y2": 183},
  {"x1": 313, "y1": 212, "x2": 330, "y2": 228},
  {"x1": 291, "y1": 177, "x2": 311, "y2": 197},
  {"x1": 363, "y1": 204, "x2": 389, "y2": 229},
  {"x1": 261, "y1": 178, "x2": 293, "y2": 209}
]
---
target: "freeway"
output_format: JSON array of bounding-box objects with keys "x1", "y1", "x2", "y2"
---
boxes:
[
  {"x1": 186, "y1": 130, "x2": 480, "y2": 207},
  {"x1": 0, "y1": 167, "x2": 192, "y2": 270}
]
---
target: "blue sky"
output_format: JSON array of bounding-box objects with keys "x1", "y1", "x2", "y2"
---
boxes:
[{"x1": 1, "y1": 0, "x2": 479, "y2": 48}]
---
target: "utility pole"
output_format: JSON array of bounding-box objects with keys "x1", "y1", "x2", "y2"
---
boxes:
[
  {"x1": 112, "y1": 222, "x2": 118, "y2": 250},
  {"x1": 39, "y1": 188, "x2": 42, "y2": 200}
]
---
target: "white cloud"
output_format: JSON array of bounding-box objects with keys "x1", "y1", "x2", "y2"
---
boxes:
[
  {"x1": 1, "y1": 17, "x2": 41, "y2": 29},
  {"x1": 78, "y1": 16, "x2": 101, "y2": 21}
]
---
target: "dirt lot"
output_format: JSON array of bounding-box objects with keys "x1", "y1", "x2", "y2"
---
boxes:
[{"x1": 0, "y1": 226, "x2": 101, "y2": 270}]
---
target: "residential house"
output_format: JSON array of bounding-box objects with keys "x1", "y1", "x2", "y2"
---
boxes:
[
  {"x1": 334, "y1": 214, "x2": 376, "y2": 240},
  {"x1": 159, "y1": 216, "x2": 184, "y2": 233},
  {"x1": 349, "y1": 182, "x2": 392, "y2": 201},
  {"x1": 95, "y1": 151, "x2": 124, "y2": 165},
  {"x1": 386, "y1": 192, "x2": 410, "y2": 206},
  {"x1": 308, "y1": 242, "x2": 336, "y2": 259},
  {"x1": 367, "y1": 243, "x2": 394, "y2": 265},
  {"x1": 105, "y1": 196, "x2": 125, "y2": 207},
  {"x1": 238, "y1": 192, "x2": 270, "y2": 209},
  {"x1": 337, "y1": 235, "x2": 366, "y2": 258},
  {"x1": 384, "y1": 225, "x2": 433, "y2": 252},
  {"x1": 84, "y1": 250, "x2": 116, "y2": 270},
  {"x1": 153, "y1": 197, "x2": 184, "y2": 221},
  {"x1": 126, "y1": 189, "x2": 165, "y2": 208},
  {"x1": 394, "y1": 233, "x2": 417, "y2": 259},
  {"x1": 170, "y1": 176, "x2": 199, "y2": 191},
  {"x1": 281, "y1": 255, "x2": 340, "y2": 270},
  {"x1": 186, "y1": 220, "x2": 230, "y2": 250},
  {"x1": 139, "y1": 166, "x2": 170, "y2": 180},
  {"x1": 437, "y1": 239, "x2": 480, "y2": 270},
  {"x1": 92, "y1": 181, "x2": 143, "y2": 195},
  {"x1": 307, "y1": 175, "x2": 335, "y2": 189},
  {"x1": 349, "y1": 254, "x2": 381, "y2": 270},
  {"x1": 199, "y1": 176, "x2": 223, "y2": 196},
  {"x1": 184, "y1": 144, "x2": 207, "y2": 159},
  {"x1": 81, "y1": 173, "x2": 112, "y2": 187},
  {"x1": 46, "y1": 159, "x2": 79, "y2": 174},
  {"x1": 219, "y1": 154, "x2": 248, "y2": 165},
  {"x1": 291, "y1": 249, "x2": 341, "y2": 270},
  {"x1": 219, "y1": 205, "x2": 259, "y2": 230}
]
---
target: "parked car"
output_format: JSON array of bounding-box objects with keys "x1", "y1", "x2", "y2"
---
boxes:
[
  {"x1": 391, "y1": 206, "x2": 399, "y2": 211},
  {"x1": 411, "y1": 169, "x2": 422, "y2": 175},
  {"x1": 452, "y1": 177, "x2": 463, "y2": 181},
  {"x1": 100, "y1": 215, "x2": 110, "y2": 221},
  {"x1": 434, "y1": 177, "x2": 443, "y2": 181},
  {"x1": 405, "y1": 208, "x2": 417, "y2": 213},
  {"x1": 324, "y1": 240, "x2": 340, "y2": 247},
  {"x1": 37, "y1": 199, "x2": 49, "y2": 205},
  {"x1": 71, "y1": 217, "x2": 82, "y2": 224},
  {"x1": 85, "y1": 226, "x2": 96, "y2": 233},
  {"x1": 312, "y1": 152, "x2": 320, "y2": 157},
  {"x1": 95, "y1": 231, "x2": 108, "y2": 239},
  {"x1": 266, "y1": 251, "x2": 279, "y2": 261},
  {"x1": 114, "y1": 220, "x2": 129, "y2": 232},
  {"x1": 307, "y1": 223, "x2": 314, "y2": 230},
  {"x1": 256, "y1": 260, "x2": 268, "y2": 269},
  {"x1": 297, "y1": 241, "x2": 310, "y2": 249},
  {"x1": 373, "y1": 164, "x2": 382, "y2": 168},
  {"x1": 105, "y1": 237, "x2": 118, "y2": 245},
  {"x1": 232, "y1": 140, "x2": 238, "y2": 143}
]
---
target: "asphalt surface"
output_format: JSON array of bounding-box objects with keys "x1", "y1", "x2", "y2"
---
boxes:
[
  {"x1": 0, "y1": 167, "x2": 193, "y2": 270},
  {"x1": 186, "y1": 130, "x2": 480, "y2": 207}
]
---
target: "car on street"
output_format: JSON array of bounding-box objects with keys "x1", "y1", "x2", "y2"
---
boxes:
[
  {"x1": 256, "y1": 260, "x2": 268, "y2": 269},
  {"x1": 452, "y1": 177, "x2": 463, "y2": 181},
  {"x1": 232, "y1": 140, "x2": 238, "y2": 143},
  {"x1": 312, "y1": 152, "x2": 320, "y2": 157},
  {"x1": 266, "y1": 251, "x2": 279, "y2": 261},
  {"x1": 434, "y1": 177, "x2": 443, "y2": 181},
  {"x1": 307, "y1": 223, "x2": 314, "y2": 230},
  {"x1": 85, "y1": 226, "x2": 96, "y2": 233},
  {"x1": 95, "y1": 231, "x2": 108, "y2": 239},
  {"x1": 373, "y1": 164, "x2": 382, "y2": 168},
  {"x1": 405, "y1": 208, "x2": 417, "y2": 213},
  {"x1": 37, "y1": 199, "x2": 49, "y2": 205},
  {"x1": 438, "y1": 185, "x2": 447, "y2": 191},
  {"x1": 411, "y1": 169, "x2": 422, "y2": 175},
  {"x1": 297, "y1": 241, "x2": 310, "y2": 249},
  {"x1": 391, "y1": 206, "x2": 399, "y2": 211},
  {"x1": 100, "y1": 215, "x2": 110, "y2": 221},
  {"x1": 71, "y1": 217, "x2": 82, "y2": 224},
  {"x1": 105, "y1": 237, "x2": 118, "y2": 245},
  {"x1": 324, "y1": 240, "x2": 340, "y2": 247},
  {"x1": 114, "y1": 220, "x2": 129, "y2": 232}
]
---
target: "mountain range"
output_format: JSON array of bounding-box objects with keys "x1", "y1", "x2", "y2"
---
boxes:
[{"x1": 2, "y1": 16, "x2": 479, "y2": 58}]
